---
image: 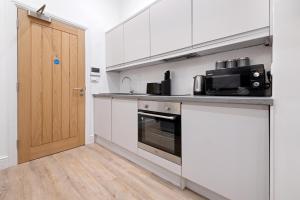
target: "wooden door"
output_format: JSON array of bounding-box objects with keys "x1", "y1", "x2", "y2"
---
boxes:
[{"x1": 18, "y1": 9, "x2": 85, "y2": 163}]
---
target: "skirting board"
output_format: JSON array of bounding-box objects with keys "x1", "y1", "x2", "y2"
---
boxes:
[
  {"x1": 95, "y1": 135, "x2": 228, "y2": 200},
  {"x1": 186, "y1": 180, "x2": 230, "y2": 200},
  {"x1": 0, "y1": 155, "x2": 9, "y2": 170},
  {"x1": 86, "y1": 134, "x2": 95, "y2": 145}
]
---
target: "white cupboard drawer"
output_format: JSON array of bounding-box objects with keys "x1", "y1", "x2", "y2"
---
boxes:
[
  {"x1": 124, "y1": 9, "x2": 150, "y2": 62},
  {"x1": 150, "y1": 0, "x2": 192, "y2": 56},
  {"x1": 193, "y1": 0, "x2": 270, "y2": 45},
  {"x1": 94, "y1": 97, "x2": 112, "y2": 141},
  {"x1": 182, "y1": 103, "x2": 269, "y2": 200},
  {"x1": 112, "y1": 99, "x2": 138, "y2": 153},
  {"x1": 137, "y1": 148, "x2": 181, "y2": 176},
  {"x1": 106, "y1": 25, "x2": 124, "y2": 67}
]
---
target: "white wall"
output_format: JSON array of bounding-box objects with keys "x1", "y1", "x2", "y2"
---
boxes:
[
  {"x1": 0, "y1": 0, "x2": 122, "y2": 170},
  {"x1": 0, "y1": 0, "x2": 18, "y2": 170},
  {"x1": 120, "y1": 45, "x2": 272, "y2": 95},
  {"x1": 273, "y1": 0, "x2": 300, "y2": 199}
]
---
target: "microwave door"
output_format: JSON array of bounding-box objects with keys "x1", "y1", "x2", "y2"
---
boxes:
[{"x1": 212, "y1": 74, "x2": 241, "y2": 89}]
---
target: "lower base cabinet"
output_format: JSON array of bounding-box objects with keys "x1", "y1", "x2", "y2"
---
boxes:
[
  {"x1": 112, "y1": 98, "x2": 138, "y2": 153},
  {"x1": 94, "y1": 97, "x2": 270, "y2": 200},
  {"x1": 182, "y1": 103, "x2": 269, "y2": 200},
  {"x1": 94, "y1": 97, "x2": 112, "y2": 141}
]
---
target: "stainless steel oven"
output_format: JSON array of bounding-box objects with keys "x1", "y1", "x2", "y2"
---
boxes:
[{"x1": 138, "y1": 101, "x2": 181, "y2": 165}]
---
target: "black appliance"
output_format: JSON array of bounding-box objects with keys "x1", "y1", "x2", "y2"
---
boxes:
[
  {"x1": 138, "y1": 101, "x2": 181, "y2": 165},
  {"x1": 147, "y1": 83, "x2": 161, "y2": 95},
  {"x1": 193, "y1": 75, "x2": 206, "y2": 95},
  {"x1": 205, "y1": 64, "x2": 271, "y2": 96},
  {"x1": 161, "y1": 71, "x2": 171, "y2": 96}
]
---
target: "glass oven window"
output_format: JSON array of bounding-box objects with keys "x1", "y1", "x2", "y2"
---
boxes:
[{"x1": 138, "y1": 113, "x2": 181, "y2": 157}]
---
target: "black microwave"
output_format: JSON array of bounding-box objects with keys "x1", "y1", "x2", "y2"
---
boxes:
[{"x1": 205, "y1": 65, "x2": 271, "y2": 96}]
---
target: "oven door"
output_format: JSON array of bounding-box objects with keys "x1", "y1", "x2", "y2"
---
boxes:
[{"x1": 138, "y1": 111, "x2": 181, "y2": 165}]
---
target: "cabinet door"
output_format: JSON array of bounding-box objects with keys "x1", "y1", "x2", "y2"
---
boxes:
[
  {"x1": 112, "y1": 99, "x2": 138, "y2": 153},
  {"x1": 193, "y1": 0, "x2": 270, "y2": 45},
  {"x1": 182, "y1": 103, "x2": 269, "y2": 200},
  {"x1": 124, "y1": 9, "x2": 150, "y2": 62},
  {"x1": 106, "y1": 25, "x2": 124, "y2": 67},
  {"x1": 150, "y1": 0, "x2": 192, "y2": 56},
  {"x1": 94, "y1": 98, "x2": 112, "y2": 141}
]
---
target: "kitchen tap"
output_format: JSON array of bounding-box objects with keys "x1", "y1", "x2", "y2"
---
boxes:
[{"x1": 121, "y1": 76, "x2": 134, "y2": 94}]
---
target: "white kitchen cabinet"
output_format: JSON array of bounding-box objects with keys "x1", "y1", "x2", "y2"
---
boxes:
[
  {"x1": 193, "y1": 0, "x2": 270, "y2": 45},
  {"x1": 182, "y1": 103, "x2": 269, "y2": 200},
  {"x1": 150, "y1": 0, "x2": 192, "y2": 56},
  {"x1": 94, "y1": 97, "x2": 112, "y2": 141},
  {"x1": 124, "y1": 9, "x2": 150, "y2": 62},
  {"x1": 112, "y1": 99, "x2": 138, "y2": 153},
  {"x1": 106, "y1": 25, "x2": 124, "y2": 67}
]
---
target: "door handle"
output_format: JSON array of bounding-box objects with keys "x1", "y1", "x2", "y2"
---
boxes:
[{"x1": 72, "y1": 88, "x2": 85, "y2": 96}]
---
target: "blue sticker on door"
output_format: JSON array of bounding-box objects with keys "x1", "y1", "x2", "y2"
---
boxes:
[{"x1": 54, "y1": 57, "x2": 60, "y2": 65}]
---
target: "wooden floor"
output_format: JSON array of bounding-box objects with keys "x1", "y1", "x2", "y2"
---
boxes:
[{"x1": 0, "y1": 144, "x2": 206, "y2": 200}]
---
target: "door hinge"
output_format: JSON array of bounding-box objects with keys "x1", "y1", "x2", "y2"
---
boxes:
[
  {"x1": 16, "y1": 82, "x2": 20, "y2": 92},
  {"x1": 16, "y1": 140, "x2": 20, "y2": 150}
]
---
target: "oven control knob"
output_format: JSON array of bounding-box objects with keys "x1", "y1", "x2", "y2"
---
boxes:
[
  {"x1": 144, "y1": 105, "x2": 149, "y2": 109},
  {"x1": 165, "y1": 107, "x2": 171, "y2": 111},
  {"x1": 253, "y1": 82, "x2": 260, "y2": 87},
  {"x1": 253, "y1": 72, "x2": 260, "y2": 78}
]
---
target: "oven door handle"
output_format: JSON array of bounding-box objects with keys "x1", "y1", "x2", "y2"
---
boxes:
[{"x1": 138, "y1": 112, "x2": 177, "y2": 120}]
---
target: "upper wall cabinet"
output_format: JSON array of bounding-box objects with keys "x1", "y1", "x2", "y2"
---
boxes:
[
  {"x1": 150, "y1": 0, "x2": 192, "y2": 56},
  {"x1": 106, "y1": 25, "x2": 124, "y2": 67},
  {"x1": 193, "y1": 0, "x2": 270, "y2": 45},
  {"x1": 124, "y1": 9, "x2": 150, "y2": 63},
  {"x1": 105, "y1": 0, "x2": 271, "y2": 71}
]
